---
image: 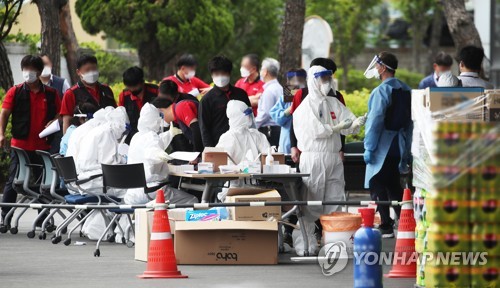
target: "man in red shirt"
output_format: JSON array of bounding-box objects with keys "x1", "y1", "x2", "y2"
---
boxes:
[
  {"x1": 118, "y1": 66, "x2": 158, "y2": 143},
  {"x1": 162, "y1": 54, "x2": 211, "y2": 97},
  {"x1": 0, "y1": 55, "x2": 61, "y2": 225},
  {"x1": 60, "y1": 54, "x2": 116, "y2": 134},
  {"x1": 152, "y1": 96, "x2": 203, "y2": 153},
  {"x1": 235, "y1": 54, "x2": 264, "y2": 115}
]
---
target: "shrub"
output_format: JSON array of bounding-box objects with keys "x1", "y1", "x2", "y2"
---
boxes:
[
  {"x1": 342, "y1": 88, "x2": 370, "y2": 143},
  {"x1": 336, "y1": 68, "x2": 424, "y2": 93}
]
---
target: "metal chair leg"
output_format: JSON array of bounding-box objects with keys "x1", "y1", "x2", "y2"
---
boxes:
[{"x1": 94, "y1": 214, "x2": 119, "y2": 257}]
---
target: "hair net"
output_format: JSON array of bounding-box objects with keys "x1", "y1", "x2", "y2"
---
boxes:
[
  {"x1": 437, "y1": 71, "x2": 460, "y2": 87},
  {"x1": 227, "y1": 100, "x2": 254, "y2": 131},
  {"x1": 137, "y1": 103, "x2": 162, "y2": 133}
]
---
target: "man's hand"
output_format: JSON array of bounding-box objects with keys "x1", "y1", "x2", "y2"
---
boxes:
[
  {"x1": 339, "y1": 151, "x2": 345, "y2": 162},
  {"x1": 291, "y1": 147, "x2": 301, "y2": 163},
  {"x1": 200, "y1": 87, "x2": 212, "y2": 95},
  {"x1": 284, "y1": 106, "x2": 292, "y2": 117},
  {"x1": 45, "y1": 119, "x2": 56, "y2": 128}
]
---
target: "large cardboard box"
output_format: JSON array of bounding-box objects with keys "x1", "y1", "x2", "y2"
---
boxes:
[
  {"x1": 485, "y1": 90, "x2": 500, "y2": 122},
  {"x1": 225, "y1": 188, "x2": 281, "y2": 221},
  {"x1": 424, "y1": 87, "x2": 485, "y2": 121},
  {"x1": 134, "y1": 208, "x2": 188, "y2": 262},
  {"x1": 175, "y1": 220, "x2": 278, "y2": 265},
  {"x1": 202, "y1": 150, "x2": 228, "y2": 172}
]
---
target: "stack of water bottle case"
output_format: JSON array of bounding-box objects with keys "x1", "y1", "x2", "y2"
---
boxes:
[{"x1": 411, "y1": 88, "x2": 499, "y2": 287}]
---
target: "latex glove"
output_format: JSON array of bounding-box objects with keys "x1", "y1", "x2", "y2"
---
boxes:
[
  {"x1": 158, "y1": 151, "x2": 173, "y2": 162},
  {"x1": 352, "y1": 115, "x2": 367, "y2": 128},
  {"x1": 364, "y1": 150, "x2": 374, "y2": 164},
  {"x1": 169, "y1": 123, "x2": 182, "y2": 137},
  {"x1": 331, "y1": 118, "x2": 353, "y2": 132},
  {"x1": 284, "y1": 106, "x2": 292, "y2": 117}
]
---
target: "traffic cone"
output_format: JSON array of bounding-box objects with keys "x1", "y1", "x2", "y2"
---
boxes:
[
  {"x1": 385, "y1": 188, "x2": 417, "y2": 278},
  {"x1": 138, "y1": 190, "x2": 188, "y2": 279}
]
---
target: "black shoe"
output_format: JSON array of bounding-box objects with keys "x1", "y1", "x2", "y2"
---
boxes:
[{"x1": 377, "y1": 225, "x2": 395, "y2": 238}]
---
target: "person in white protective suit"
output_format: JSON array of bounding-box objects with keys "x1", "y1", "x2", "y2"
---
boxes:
[
  {"x1": 76, "y1": 106, "x2": 130, "y2": 198},
  {"x1": 124, "y1": 103, "x2": 198, "y2": 205},
  {"x1": 437, "y1": 71, "x2": 461, "y2": 87},
  {"x1": 216, "y1": 100, "x2": 270, "y2": 165},
  {"x1": 292, "y1": 65, "x2": 367, "y2": 256}
]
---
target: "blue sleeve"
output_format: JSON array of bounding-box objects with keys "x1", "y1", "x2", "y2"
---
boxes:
[
  {"x1": 270, "y1": 95, "x2": 291, "y2": 127},
  {"x1": 364, "y1": 85, "x2": 390, "y2": 152}
]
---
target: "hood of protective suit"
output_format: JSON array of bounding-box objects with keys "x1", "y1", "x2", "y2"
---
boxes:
[
  {"x1": 307, "y1": 66, "x2": 330, "y2": 102},
  {"x1": 437, "y1": 71, "x2": 459, "y2": 87},
  {"x1": 106, "y1": 106, "x2": 130, "y2": 140},
  {"x1": 227, "y1": 100, "x2": 253, "y2": 131},
  {"x1": 137, "y1": 103, "x2": 161, "y2": 133}
]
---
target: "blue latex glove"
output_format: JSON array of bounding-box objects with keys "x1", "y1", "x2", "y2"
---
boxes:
[{"x1": 364, "y1": 150, "x2": 374, "y2": 164}]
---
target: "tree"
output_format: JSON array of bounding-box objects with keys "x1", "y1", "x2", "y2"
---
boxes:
[
  {"x1": 442, "y1": 0, "x2": 482, "y2": 53},
  {"x1": 278, "y1": 0, "x2": 305, "y2": 84},
  {"x1": 0, "y1": 0, "x2": 23, "y2": 91},
  {"x1": 426, "y1": 1, "x2": 443, "y2": 74},
  {"x1": 308, "y1": 0, "x2": 380, "y2": 89},
  {"x1": 33, "y1": 0, "x2": 63, "y2": 76},
  {"x1": 75, "y1": 0, "x2": 235, "y2": 81},
  {"x1": 59, "y1": 0, "x2": 79, "y2": 84},
  {"x1": 392, "y1": 0, "x2": 435, "y2": 74}
]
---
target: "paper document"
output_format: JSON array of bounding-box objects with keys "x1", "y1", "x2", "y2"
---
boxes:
[
  {"x1": 39, "y1": 120, "x2": 60, "y2": 138},
  {"x1": 169, "y1": 151, "x2": 200, "y2": 162}
]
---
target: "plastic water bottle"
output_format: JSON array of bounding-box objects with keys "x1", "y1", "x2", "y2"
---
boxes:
[{"x1": 353, "y1": 208, "x2": 382, "y2": 288}]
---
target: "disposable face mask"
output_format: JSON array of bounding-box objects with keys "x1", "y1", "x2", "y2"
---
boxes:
[
  {"x1": 41, "y1": 66, "x2": 52, "y2": 77},
  {"x1": 240, "y1": 67, "x2": 250, "y2": 78},
  {"x1": 364, "y1": 67, "x2": 380, "y2": 79},
  {"x1": 213, "y1": 75, "x2": 230, "y2": 88},
  {"x1": 185, "y1": 70, "x2": 196, "y2": 80},
  {"x1": 22, "y1": 70, "x2": 38, "y2": 84},
  {"x1": 320, "y1": 82, "x2": 331, "y2": 96},
  {"x1": 82, "y1": 71, "x2": 99, "y2": 84}
]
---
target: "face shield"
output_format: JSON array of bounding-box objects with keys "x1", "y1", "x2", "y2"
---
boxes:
[
  {"x1": 313, "y1": 69, "x2": 334, "y2": 96},
  {"x1": 364, "y1": 55, "x2": 395, "y2": 79}
]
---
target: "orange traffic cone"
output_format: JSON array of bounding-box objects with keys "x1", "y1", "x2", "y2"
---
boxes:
[
  {"x1": 138, "y1": 190, "x2": 188, "y2": 279},
  {"x1": 385, "y1": 188, "x2": 417, "y2": 278}
]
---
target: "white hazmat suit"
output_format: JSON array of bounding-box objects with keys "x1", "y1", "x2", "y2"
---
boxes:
[
  {"x1": 125, "y1": 103, "x2": 198, "y2": 205},
  {"x1": 217, "y1": 100, "x2": 270, "y2": 165},
  {"x1": 76, "y1": 106, "x2": 129, "y2": 198},
  {"x1": 292, "y1": 66, "x2": 366, "y2": 256}
]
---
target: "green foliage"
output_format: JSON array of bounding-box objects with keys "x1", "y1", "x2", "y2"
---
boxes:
[
  {"x1": 5, "y1": 32, "x2": 40, "y2": 54},
  {"x1": 342, "y1": 88, "x2": 370, "y2": 143},
  {"x1": 391, "y1": 0, "x2": 435, "y2": 24},
  {"x1": 0, "y1": 88, "x2": 12, "y2": 187},
  {"x1": 336, "y1": 68, "x2": 424, "y2": 92},
  {"x1": 307, "y1": 0, "x2": 381, "y2": 83},
  {"x1": 0, "y1": 0, "x2": 24, "y2": 40},
  {"x1": 109, "y1": 82, "x2": 125, "y2": 103},
  {"x1": 80, "y1": 42, "x2": 132, "y2": 85}
]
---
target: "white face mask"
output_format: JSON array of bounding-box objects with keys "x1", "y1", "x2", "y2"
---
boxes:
[
  {"x1": 185, "y1": 70, "x2": 196, "y2": 80},
  {"x1": 240, "y1": 67, "x2": 250, "y2": 78},
  {"x1": 22, "y1": 70, "x2": 38, "y2": 84},
  {"x1": 81, "y1": 71, "x2": 99, "y2": 84},
  {"x1": 213, "y1": 75, "x2": 230, "y2": 88},
  {"x1": 364, "y1": 67, "x2": 380, "y2": 79},
  {"x1": 41, "y1": 66, "x2": 52, "y2": 77},
  {"x1": 320, "y1": 82, "x2": 331, "y2": 96}
]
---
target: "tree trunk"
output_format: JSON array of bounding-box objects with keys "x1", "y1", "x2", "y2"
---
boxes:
[
  {"x1": 427, "y1": 5, "x2": 443, "y2": 74},
  {"x1": 442, "y1": 0, "x2": 482, "y2": 54},
  {"x1": 0, "y1": 41, "x2": 14, "y2": 91},
  {"x1": 138, "y1": 41, "x2": 175, "y2": 81},
  {"x1": 35, "y1": 0, "x2": 61, "y2": 76},
  {"x1": 59, "y1": 0, "x2": 79, "y2": 85},
  {"x1": 278, "y1": 0, "x2": 306, "y2": 84}
]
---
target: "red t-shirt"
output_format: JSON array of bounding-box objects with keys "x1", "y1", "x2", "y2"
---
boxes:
[
  {"x1": 163, "y1": 74, "x2": 210, "y2": 94},
  {"x1": 2, "y1": 84, "x2": 61, "y2": 151},
  {"x1": 173, "y1": 101, "x2": 198, "y2": 127},
  {"x1": 235, "y1": 77, "x2": 264, "y2": 115},
  {"x1": 118, "y1": 91, "x2": 144, "y2": 110},
  {"x1": 60, "y1": 84, "x2": 101, "y2": 116}
]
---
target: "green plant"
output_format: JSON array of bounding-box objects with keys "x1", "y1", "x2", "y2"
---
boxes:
[
  {"x1": 5, "y1": 32, "x2": 41, "y2": 54},
  {"x1": 336, "y1": 68, "x2": 424, "y2": 93},
  {"x1": 109, "y1": 82, "x2": 126, "y2": 103},
  {"x1": 342, "y1": 88, "x2": 370, "y2": 143},
  {"x1": 80, "y1": 42, "x2": 132, "y2": 85}
]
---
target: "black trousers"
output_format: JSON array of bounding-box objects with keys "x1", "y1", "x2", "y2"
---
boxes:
[
  {"x1": 1, "y1": 150, "x2": 44, "y2": 218},
  {"x1": 258, "y1": 126, "x2": 281, "y2": 148},
  {"x1": 369, "y1": 156, "x2": 403, "y2": 228}
]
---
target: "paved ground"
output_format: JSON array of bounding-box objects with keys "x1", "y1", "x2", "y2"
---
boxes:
[{"x1": 0, "y1": 197, "x2": 415, "y2": 288}]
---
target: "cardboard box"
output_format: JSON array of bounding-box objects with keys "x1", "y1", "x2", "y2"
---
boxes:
[
  {"x1": 485, "y1": 90, "x2": 500, "y2": 122},
  {"x1": 424, "y1": 87, "x2": 485, "y2": 121},
  {"x1": 260, "y1": 153, "x2": 285, "y2": 168},
  {"x1": 202, "y1": 151, "x2": 228, "y2": 172},
  {"x1": 134, "y1": 208, "x2": 189, "y2": 262},
  {"x1": 225, "y1": 188, "x2": 281, "y2": 221},
  {"x1": 175, "y1": 220, "x2": 278, "y2": 265},
  {"x1": 168, "y1": 164, "x2": 195, "y2": 174}
]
